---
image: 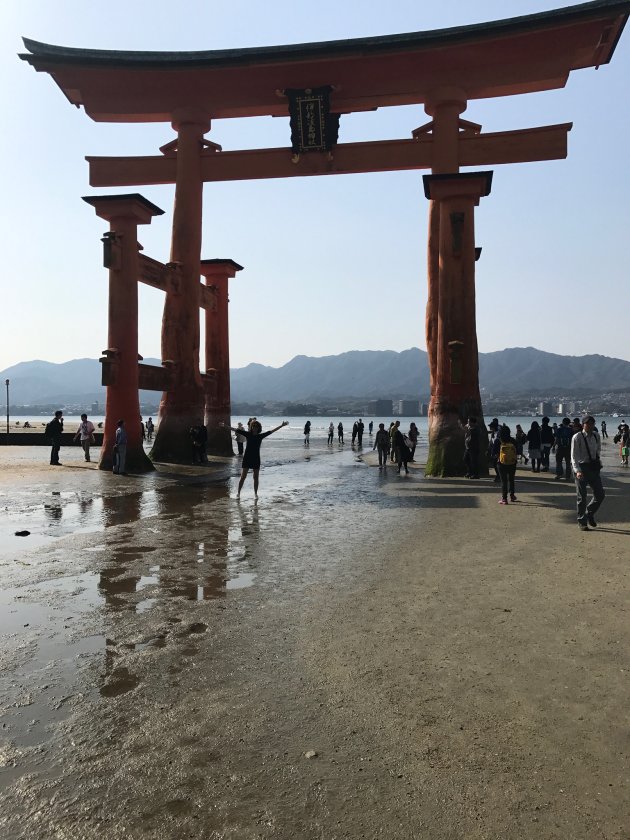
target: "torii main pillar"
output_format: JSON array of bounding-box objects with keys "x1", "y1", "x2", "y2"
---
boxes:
[
  {"x1": 422, "y1": 88, "x2": 492, "y2": 476},
  {"x1": 150, "y1": 109, "x2": 210, "y2": 463},
  {"x1": 423, "y1": 172, "x2": 492, "y2": 476},
  {"x1": 83, "y1": 194, "x2": 163, "y2": 473},
  {"x1": 200, "y1": 259, "x2": 243, "y2": 456}
]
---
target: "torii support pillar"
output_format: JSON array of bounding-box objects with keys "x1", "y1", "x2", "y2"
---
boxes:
[
  {"x1": 83, "y1": 194, "x2": 164, "y2": 472},
  {"x1": 423, "y1": 171, "x2": 493, "y2": 477},
  {"x1": 151, "y1": 109, "x2": 210, "y2": 463},
  {"x1": 200, "y1": 259, "x2": 243, "y2": 455}
]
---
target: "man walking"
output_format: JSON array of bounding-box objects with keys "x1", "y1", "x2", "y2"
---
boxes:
[
  {"x1": 373, "y1": 423, "x2": 390, "y2": 469},
  {"x1": 571, "y1": 415, "x2": 605, "y2": 531},
  {"x1": 46, "y1": 410, "x2": 64, "y2": 466},
  {"x1": 74, "y1": 413, "x2": 95, "y2": 462}
]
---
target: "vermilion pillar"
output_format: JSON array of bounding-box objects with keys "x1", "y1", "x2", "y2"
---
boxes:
[
  {"x1": 200, "y1": 259, "x2": 243, "y2": 455},
  {"x1": 422, "y1": 172, "x2": 493, "y2": 476},
  {"x1": 83, "y1": 194, "x2": 164, "y2": 472},
  {"x1": 151, "y1": 109, "x2": 210, "y2": 463}
]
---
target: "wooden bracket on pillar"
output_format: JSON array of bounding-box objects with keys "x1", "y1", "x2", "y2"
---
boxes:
[
  {"x1": 99, "y1": 348, "x2": 120, "y2": 386},
  {"x1": 101, "y1": 231, "x2": 122, "y2": 269}
]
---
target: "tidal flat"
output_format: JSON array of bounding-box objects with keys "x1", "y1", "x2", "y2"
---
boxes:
[{"x1": 0, "y1": 436, "x2": 629, "y2": 839}]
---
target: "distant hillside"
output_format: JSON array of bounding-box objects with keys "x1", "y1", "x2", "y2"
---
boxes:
[
  {"x1": 0, "y1": 357, "x2": 162, "y2": 405},
  {"x1": 2, "y1": 347, "x2": 630, "y2": 406}
]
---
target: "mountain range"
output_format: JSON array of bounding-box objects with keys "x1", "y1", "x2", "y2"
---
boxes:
[{"x1": 2, "y1": 347, "x2": 630, "y2": 406}]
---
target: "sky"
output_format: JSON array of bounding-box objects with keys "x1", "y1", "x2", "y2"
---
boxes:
[{"x1": 1, "y1": 0, "x2": 630, "y2": 372}]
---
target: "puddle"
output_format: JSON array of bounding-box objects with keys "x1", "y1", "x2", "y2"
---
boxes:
[
  {"x1": 0, "y1": 573, "x2": 106, "y2": 771},
  {"x1": 226, "y1": 572, "x2": 256, "y2": 590}
]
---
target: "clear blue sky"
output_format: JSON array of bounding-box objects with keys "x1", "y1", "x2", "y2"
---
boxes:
[{"x1": 2, "y1": 1, "x2": 629, "y2": 371}]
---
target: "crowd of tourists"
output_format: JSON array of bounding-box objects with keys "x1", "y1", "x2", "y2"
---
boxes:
[
  {"x1": 464, "y1": 414, "x2": 628, "y2": 530},
  {"x1": 42, "y1": 406, "x2": 628, "y2": 528}
]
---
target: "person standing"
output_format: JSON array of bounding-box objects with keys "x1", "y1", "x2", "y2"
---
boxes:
[
  {"x1": 146, "y1": 417, "x2": 154, "y2": 441},
  {"x1": 600, "y1": 420, "x2": 608, "y2": 440},
  {"x1": 408, "y1": 422, "x2": 419, "y2": 461},
  {"x1": 337, "y1": 422, "x2": 344, "y2": 444},
  {"x1": 46, "y1": 410, "x2": 64, "y2": 466},
  {"x1": 73, "y1": 413, "x2": 95, "y2": 462},
  {"x1": 190, "y1": 425, "x2": 203, "y2": 464},
  {"x1": 540, "y1": 417, "x2": 554, "y2": 472},
  {"x1": 571, "y1": 415, "x2": 605, "y2": 531},
  {"x1": 351, "y1": 421, "x2": 358, "y2": 446},
  {"x1": 554, "y1": 417, "x2": 573, "y2": 481},
  {"x1": 488, "y1": 418, "x2": 500, "y2": 482},
  {"x1": 303, "y1": 420, "x2": 311, "y2": 447},
  {"x1": 373, "y1": 423, "x2": 390, "y2": 468},
  {"x1": 140, "y1": 417, "x2": 146, "y2": 442},
  {"x1": 620, "y1": 424, "x2": 630, "y2": 466},
  {"x1": 368, "y1": 421, "x2": 374, "y2": 435},
  {"x1": 494, "y1": 425, "x2": 518, "y2": 504},
  {"x1": 221, "y1": 420, "x2": 288, "y2": 499},
  {"x1": 389, "y1": 422, "x2": 397, "y2": 461},
  {"x1": 198, "y1": 423, "x2": 208, "y2": 463},
  {"x1": 113, "y1": 419, "x2": 127, "y2": 475},
  {"x1": 235, "y1": 422, "x2": 246, "y2": 456},
  {"x1": 514, "y1": 424, "x2": 529, "y2": 465},
  {"x1": 527, "y1": 421, "x2": 543, "y2": 472},
  {"x1": 327, "y1": 422, "x2": 334, "y2": 445},
  {"x1": 463, "y1": 416, "x2": 480, "y2": 479},
  {"x1": 393, "y1": 422, "x2": 410, "y2": 474},
  {"x1": 357, "y1": 419, "x2": 365, "y2": 447}
]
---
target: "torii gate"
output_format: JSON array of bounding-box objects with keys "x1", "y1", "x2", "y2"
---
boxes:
[{"x1": 20, "y1": 0, "x2": 629, "y2": 474}]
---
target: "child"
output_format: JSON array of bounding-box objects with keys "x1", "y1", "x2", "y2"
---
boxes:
[{"x1": 494, "y1": 425, "x2": 518, "y2": 504}]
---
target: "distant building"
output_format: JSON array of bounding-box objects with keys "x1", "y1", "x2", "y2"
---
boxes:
[
  {"x1": 538, "y1": 401, "x2": 553, "y2": 416},
  {"x1": 367, "y1": 399, "x2": 393, "y2": 416},
  {"x1": 420, "y1": 403, "x2": 429, "y2": 417},
  {"x1": 398, "y1": 399, "x2": 420, "y2": 416},
  {"x1": 91, "y1": 401, "x2": 99, "y2": 414}
]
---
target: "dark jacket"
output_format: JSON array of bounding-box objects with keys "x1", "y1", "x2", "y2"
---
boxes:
[
  {"x1": 464, "y1": 424, "x2": 480, "y2": 453},
  {"x1": 527, "y1": 427, "x2": 542, "y2": 448},
  {"x1": 540, "y1": 423, "x2": 554, "y2": 445},
  {"x1": 47, "y1": 417, "x2": 63, "y2": 442}
]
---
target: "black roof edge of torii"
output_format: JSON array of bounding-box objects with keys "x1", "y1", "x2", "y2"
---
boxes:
[{"x1": 19, "y1": 0, "x2": 630, "y2": 70}]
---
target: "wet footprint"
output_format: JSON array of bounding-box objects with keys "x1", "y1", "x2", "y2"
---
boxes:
[{"x1": 100, "y1": 666, "x2": 140, "y2": 697}]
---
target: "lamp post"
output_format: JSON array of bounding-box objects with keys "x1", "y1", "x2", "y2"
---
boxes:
[{"x1": 5, "y1": 379, "x2": 9, "y2": 437}]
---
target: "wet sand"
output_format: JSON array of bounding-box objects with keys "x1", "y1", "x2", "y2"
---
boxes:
[{"x1": 0, "y1": 438, "x2": 629, "y2": 839}]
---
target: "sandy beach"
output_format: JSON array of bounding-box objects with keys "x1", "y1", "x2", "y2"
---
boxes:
[{"x1": 0, "y1": 435, "x2": 629, "y2": 839}]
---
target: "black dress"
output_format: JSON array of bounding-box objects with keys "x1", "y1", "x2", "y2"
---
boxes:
[{"x1": 241, "y1": 429, "x2": 273, "y2": 469}]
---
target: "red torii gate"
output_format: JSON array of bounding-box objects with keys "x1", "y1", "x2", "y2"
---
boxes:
[{"x1": 21, "y1": 0, "x2": 629, "y2": 473}]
